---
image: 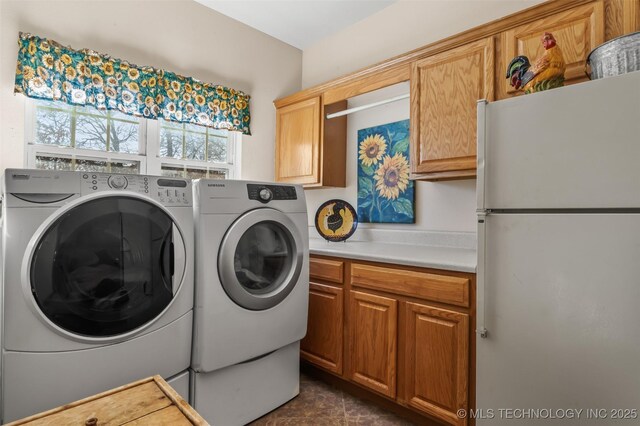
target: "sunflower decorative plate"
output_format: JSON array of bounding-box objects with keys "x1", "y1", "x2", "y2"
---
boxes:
[{"x1": 315, "y1": 199, "x2": 358, "y2": 242}]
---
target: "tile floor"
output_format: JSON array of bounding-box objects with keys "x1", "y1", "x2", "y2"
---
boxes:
[{"x1": 249, "y1": 373, "x2": 418, "y2": 425}]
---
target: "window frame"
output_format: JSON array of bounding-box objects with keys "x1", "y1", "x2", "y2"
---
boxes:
[{"x1": 24, "y1": 99, "x2": 241, "y2": 179}]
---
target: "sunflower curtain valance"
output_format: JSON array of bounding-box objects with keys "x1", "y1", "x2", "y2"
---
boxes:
[{"x1": 14, "y1": 32, "x2": 251, "y2": 134}]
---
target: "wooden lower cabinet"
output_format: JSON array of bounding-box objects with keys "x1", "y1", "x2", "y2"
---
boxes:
[
  {"x1": 301, "y1": 282, "x2": 344, "y2": 374},
  {"x1": 348, "y1": 290, "x2": 398, "y2": 398},
  {"x1": 304, "y1": 255, "x2": 475, "y2": 426},
  {"x1": 404, "y1": 302, "x2": 470, "y2": 426}
]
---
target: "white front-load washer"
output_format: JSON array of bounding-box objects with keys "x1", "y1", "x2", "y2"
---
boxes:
[
  {"x1": 191, "y1": 179, "x2": 309, "y2": 425},
  {"x1": 0, "y1": 169, "x2": 194, "y2": 423}
]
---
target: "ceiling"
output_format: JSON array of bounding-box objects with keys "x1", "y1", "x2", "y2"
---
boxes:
[{"x1": 194, "y1": 0, "x2": 396, "y2": 50}]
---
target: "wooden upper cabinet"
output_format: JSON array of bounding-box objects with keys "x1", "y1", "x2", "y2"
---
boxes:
[
  {"x1": 604, "y1": 0, "x2": 640, "y2": 40},
  {"x1": 500, "y1": 1, "x2": 605, "y2": 98},
  {"x1": 404, "y1": 302, "x2": 469, "y2": 426},
  {"x1": 274, "y1": 0, "x2": 630, "y2": 185},
  {"x1": 410, "y1": 37, "x2": 494, "y2": 180},
  {"x1": 275, "y1": 97, "x2": 321, "y2": 185},
  {"x1": 349, "y1": 290, "x2": 398, "y2": 398},
  {"x1": 275, "y1": 97, "x2": 346, "y2": 188},
  {"x1": 301, "y1": 283, "x2": 344, "y2": 375}
]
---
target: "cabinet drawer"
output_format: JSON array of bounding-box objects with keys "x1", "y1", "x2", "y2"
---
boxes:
[
  {"x1": 350, "y1": 263, "x2": 469, "y2": 307},
  {"x1": 310, "y1": 257, "x2": 344, "y2": 284}
]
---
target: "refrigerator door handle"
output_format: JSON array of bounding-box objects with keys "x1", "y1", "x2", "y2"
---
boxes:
[
  {"x1": 477, "y1": 211, "x2": 488, "y2": 338},
  {"x1": 476, "y1": 99, "x2": 488, "y2": 212}
]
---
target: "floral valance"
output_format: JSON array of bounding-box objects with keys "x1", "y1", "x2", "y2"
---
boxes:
[{"x1": 14, "y1": 32, "x2": 251, "y2": 135}]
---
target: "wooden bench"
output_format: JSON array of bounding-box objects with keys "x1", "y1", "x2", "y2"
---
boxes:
[{"x1": 5, "y1": 375, "x2": 208, "y2": 426}]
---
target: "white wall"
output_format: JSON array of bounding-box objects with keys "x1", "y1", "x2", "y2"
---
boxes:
[
  {"x1": 302, "y1": 0, "x2": 546, "y2": 87},
  {"x1": 302, "y1": 0, "x2": 545, "y2": 233},
  {"x1": 304, "y1": 83, "x2": 477, "y2": 233},
  {"x1": 0, "y1": 0, "x2": 302, "y2": 180}
]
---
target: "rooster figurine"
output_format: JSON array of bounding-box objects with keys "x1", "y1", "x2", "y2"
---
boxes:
[
  {"x1": 325, "y1": 202, "x2": 346, "y2": 234},
  {"x1": 506, "y1": 32, "x2": 566, "y2": 94}
]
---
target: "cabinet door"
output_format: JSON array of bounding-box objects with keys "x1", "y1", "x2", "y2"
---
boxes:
[
  {"x1": 349, "y1": 291, "x2": 398, "y2": 398},
  {"x1": 404, "y1": 302, "x2": 469, "y2": 426},
  {"x1": 410, "y1": 37, "x2": 494, "y2": 178},
  {"x1": 301, "y1": 283, "x2": 344, "y2": 374},
  {"x1": 501, "y1": 1, "x2": 604, "y2": 98},
  {"x1": 275, "y1": 97, "x2": 321, "y2": 185}
]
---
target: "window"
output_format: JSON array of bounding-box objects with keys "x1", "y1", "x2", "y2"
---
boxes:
[
  {"x1": 26, "y1": 99, "x2": 240, "y2": 178},
  {"x1": 157, "y1": 120, "x2": 234, "y2": 179}
]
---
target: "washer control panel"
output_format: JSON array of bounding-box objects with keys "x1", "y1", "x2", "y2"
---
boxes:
[
  {"x1": 247, "y1": 183, "x2": 297, "y2": 203},
  {"x1": 81, "y1": 173, "x2": 192, "y2": 206},
  {"x1": 156, "y1": 178, "x2": 190, "y2": 206}
]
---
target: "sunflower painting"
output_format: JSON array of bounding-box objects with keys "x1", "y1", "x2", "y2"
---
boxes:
[{"x1": 357, "y1": 119, "x2": 414, "y2": 223}]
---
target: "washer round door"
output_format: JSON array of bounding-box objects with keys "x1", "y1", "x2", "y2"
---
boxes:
[
  {"x1": 218, "y1": 208, "x2": 304, "y2": 310},
  {"x1": 29, "y1": 195, "x2": 186, "y2": 339}
]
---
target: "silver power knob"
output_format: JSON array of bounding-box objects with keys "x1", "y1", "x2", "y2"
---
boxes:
[
  {"x1": 259, "y1": 188, "x2": 273, "y2": 202},
  {"x1": 108, "y1": 175, "x2": 128, "y2": 189}
]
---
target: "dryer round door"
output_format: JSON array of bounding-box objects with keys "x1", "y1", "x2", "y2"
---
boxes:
[
  {"x1": 218, "y1": 208, "x2": 304, "y2": 310},
  {"x1": 28, "y1": 194, "x2": 186, "y2": 340}
]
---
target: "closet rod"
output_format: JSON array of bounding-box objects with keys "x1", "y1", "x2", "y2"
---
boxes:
[{"x1": 325, "y1": 93, "x2": 409, "y2": 120}]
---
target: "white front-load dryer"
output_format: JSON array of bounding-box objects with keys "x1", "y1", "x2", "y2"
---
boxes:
[
  {"x1": 0, "y1": 169, "x2": 194, "y2": 423},
  {"x1": 191, "y1": 180, "x2": 309, "y2": 425}
]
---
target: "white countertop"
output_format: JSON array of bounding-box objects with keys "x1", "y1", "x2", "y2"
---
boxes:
[{"x1": 309, "y1": 238, "x2": 477, "y2": 273}]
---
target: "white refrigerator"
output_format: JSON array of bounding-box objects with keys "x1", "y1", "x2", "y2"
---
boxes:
[{"x1": 476, "y1": 70, "x2": 640, "y2": 425}]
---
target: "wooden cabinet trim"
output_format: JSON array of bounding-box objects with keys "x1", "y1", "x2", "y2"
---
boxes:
[
  {"x1": 351, "y1": 263, "x2": 470, "y2": 307},
  {"x1": 404, "y1": 302, "x2": 470, "y2": 426},
  {"x1": 301, "y1": 282, "x2": 344, "y2": 374},
  {"x1": 310, "y1": 257, "x2": 344, "y2": 283},
  {"x1": 274, "y1": 0, "x2": 595, "y2": 108},
  {"x1": 349, "y1": 290, "x2": 398, "y2": 398},
  {"x1": 323, "y1": 64, "x2": 411, "y2": 105},
  {"x1": 411, "y1": 169, "x2": 477, "y2": 181}
]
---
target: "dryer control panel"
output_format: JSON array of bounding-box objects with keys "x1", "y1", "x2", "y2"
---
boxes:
[
  {"x1": 247, "y1": 183, "x2": 297, "y2": 203},
  {"x1": 81, "y1": 173, "x2": 192, "y2": 206}
]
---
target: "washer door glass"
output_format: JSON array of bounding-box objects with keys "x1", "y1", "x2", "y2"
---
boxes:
[
  {"x1": 30, "y1": 196, "x2": 178, "y2": 337},
  {"x1": 219, "y1": 209, "x2": 303, "y2": 310},
  {"x1": 235, "y1": 222, "x2": 293, "y2": 294}
]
